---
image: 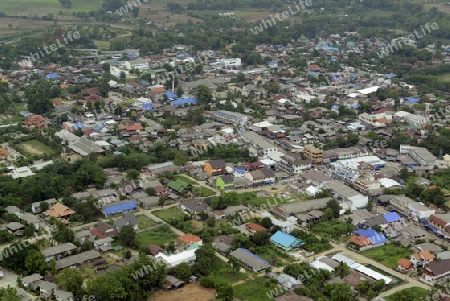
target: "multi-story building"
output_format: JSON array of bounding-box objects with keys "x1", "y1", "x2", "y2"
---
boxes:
[
  {"x1": 213, "y1": 110, "x2": 249, "y2": 126},
  {"x1": 304, "y1": 144, "x2": 323, "y2": 165},
  {"x1": 278, "y1": 154, "x2": 313, "y2": 174}
]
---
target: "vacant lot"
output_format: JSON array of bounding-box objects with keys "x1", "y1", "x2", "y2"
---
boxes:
[
  {"x1": 19, "y1": 139, "x2": 54, "y2": 155},
  {"x1": 135, "y1": 224, "x2": 178, "y2": 248},
  {"x1": 361, "y1": 244, "x2": 413, "y2": 268},
  {"x1": 1, "y1": 0, "x2": 103, "y2": 15},
  {"x1": 150, "y1": 282, "x2": 216, "y2": 301},
  {"x1": 233, "y1": 276, "x2": 282, "y2": 301},
  {"x1": 136, "y1": 214, "x2": 158, "y2": 228},
  {"x1": 152, "y1": 206, "x2": 185, "y2": 222}
]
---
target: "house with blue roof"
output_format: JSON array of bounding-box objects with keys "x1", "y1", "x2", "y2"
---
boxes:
[
  {"x1": 383, "y1": 212, "x2": 403, "y2": 225},
  {"x1": 102, "y1": 201, "x2": 138, "y2": 217},
  {"x1": 46, "y1": 73, "x2": 60, "y2": 80},
  {"x1": 270, "y1": 230, "x2": 304, "y2": 251},
  {"x1": 351, "y1": 228, "x2": 388, "y2": 250},
  {"x1": 163, "y1": 91, "x2": 179, "y2": 99},
  {"x1": 172, "y1": 98, "x2": 196, "y2": 107}
]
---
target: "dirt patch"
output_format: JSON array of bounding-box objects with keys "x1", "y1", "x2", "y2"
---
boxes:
[
  {"x1": 21, "y1": 143, "x2": 45, "y2": 155},
  {"x1": 149, "y1": 282, "x2": 216, "y2": 301}
]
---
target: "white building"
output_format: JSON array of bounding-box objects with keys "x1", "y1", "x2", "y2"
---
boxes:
[
  {"x1": 124, "y1": 59, "x2": 149, "y2": 71},
  {"x1": 220, "y1": 58, "x2": 241, "y2": 68},
  {"x1": 155, "y1": 249, "x2": 197, "y2": 268}
]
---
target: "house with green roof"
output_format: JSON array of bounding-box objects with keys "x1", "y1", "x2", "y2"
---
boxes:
[
  {"x1": 167, "y1": 179, "x2": 190, "y2": 194},
  {"x1": 216, "y1": 174, "x2": 234, "y2": 191}
]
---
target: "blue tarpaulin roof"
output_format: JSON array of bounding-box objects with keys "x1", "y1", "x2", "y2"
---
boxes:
[
  {"x1": 172, "y1": 97, "x2": 196, "y2": 107},
  {"x1": 103, "y1": 201, "x2": 137, "y2": 215},
  {"x1": 93, "y1": 126, "x2": 103, "y2": 131},
  {"x1": 46, "y1": 73, "x2": 60, "y2": 79},
  {"x1": 74, "y1": 122, "x2": 84, "y2": 130},
  {"x1": 383, "y1": 73, "x2": 397, "y2": 79},
  {"x1": 407, "y1": 97, "x2": 420, "y2": 103},
  {"x1": 354, "y1": 229, "x2": 377, "y2": 237},
  {"x1": 306, "y1": 71, "x2": 319, "y2": 77},
  {"x1": 367, "y1": 233, "x2": 388, "y2": 245},
  {"x1": 270, "y1": 230, "x2": 304, "y2": 248},
  {"x1": 383, "y1": 212, "x2": 402, "y2": 223},
  {"x1": 163, "y1": 91, "x2": 179, "y2": 99}
]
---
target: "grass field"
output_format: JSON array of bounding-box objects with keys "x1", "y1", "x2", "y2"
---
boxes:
[
  {"x1": 136, "y1": 214, "x2": 158, "y2": 228},
  {"x1": 233, "y1": 277, "x2": 282, "y2": 301},
  {"x1": 1, "y1": 0, "x2": 104, "y2": 15},
  {"x1": 361, "y1": 244, "x2": 414, "y2": 268},
  {"x1": 135, "y1": 224, "x2": 178, "y2": 247},
  {"x1": 152, "y1": 207, "x2": 185, "y2": 222},
  {"x1": 192, "y1": 186, "x2": 216, "y2": 197},
  {"x1": 385, "y1": 286, "x2": 429, "y2": 301},
  {"x1": 19, "y1": 139, "x2": 54, "y2": 155},
  {"x1": 436, "y1": 73, "x2": 450, "y2": 82},
  {"x1": 208, "y1": 259, "x2": 248, "y2": 286}
]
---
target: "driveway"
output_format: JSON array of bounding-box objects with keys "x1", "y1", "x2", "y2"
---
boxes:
[{"x1": 0, "y1": 269, "x2": 36, "y2": 300}]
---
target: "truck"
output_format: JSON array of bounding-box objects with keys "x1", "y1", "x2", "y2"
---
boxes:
[{"x1": 0, "y1": 266, "x2": 3, "y2": 279}]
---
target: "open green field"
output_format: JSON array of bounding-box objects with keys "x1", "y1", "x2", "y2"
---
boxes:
[
  {"x1": 135, "y1": 224, "x2": 178, "y2": 247},
  {"x1": 192, "y1": 186, "x2": 216, "y2": 197},
  {"x1": 436, "y1": 73, "x2": 450, "y2": 82},
  {"x1": 19, "y1": 139, "x2": 54, "y2": 156},
  {"x1": 136, "y1": 214, "x2": 158, "y2": 228},
  {"x1": 1, "y1": 0, "x2": 104, "y2": 15},
  {"x1": 207, "y1": 259, "x2": 248, "y2": 286},
  {"x1": 152, "y1": 206, "x2": 185, "y2": 222},
  {"x1": 233, "y1": 277, "x2": 283, "y2": 301},
  {"x1": 361, "y1": 244, "x2": 413, "y2": 268},
  {"x1": 385, "y1": 286, "x2": 429, "y2": 301}
]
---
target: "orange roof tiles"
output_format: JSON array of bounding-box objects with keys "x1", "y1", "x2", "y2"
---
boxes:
[
  {"x1": 178, "y1": 233, "x2": 202, "y2": 244},
  {"x1": 246, "y1": 222, "x2": 267, "y2": 232},
  {"x1": 350, "y1": 235, "x2": 371, "y2": 247},
  {"x1": 397, "y1": 258, "x2": 413, "y2": 269},
  {"x1": 43, "y1": 202, "x2": 75, "y2": 218}
]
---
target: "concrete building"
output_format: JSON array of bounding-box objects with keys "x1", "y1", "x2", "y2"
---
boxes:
[{"x1": 304, "y1": 144, "x2": 323, "y2": 164}]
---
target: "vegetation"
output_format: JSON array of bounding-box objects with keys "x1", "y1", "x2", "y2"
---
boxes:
[
  {"x1": 385, "y1": 287, "x2": 429, "y2": 301},
  {"x1": 361, "y1": 243, "x2": 414, "y2": 268},
  {"x1": 135, "y1": 224, "x2": 178, "y2": 248}
]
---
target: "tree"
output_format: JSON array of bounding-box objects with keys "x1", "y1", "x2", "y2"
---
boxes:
[
  {"x1": 56, "y1": 268, "x2": 84, "y2": 297},
  {"x1": 252, "y1": 230, "x2": 270, "y2": 246},
  {"x1": 323, "y1": 283, "x2": 355, "y2": 301},
  {"x1": 173, "y1": 151, "x2": 187, "y2": 166},
  {"x1": 53, "y1": 225, "x2": 75, "y2": 243},
  {"x1": 260, "y1": 217, "x2": 273, "y2": 229},
  {"x1": 216, "y1": 284, "x2": 233, "y2": 301},
  {"x1": 102, "y1": 63, "x2": 110, "y2": 73},
  {"x1": 194, "y1": 84, "x2": 213, "y2": 104},
  {"x1": 115, "y1": 225, "x2": 136, "y2": 248},
  {"x1": 25, "y1": 80, "x2": 58, "y2": 114},
  {"x1": 25, "y1": 249, "x2": 47, "y2": 275},
  {"x1": 193, "y1": 244, "x2": 216, "y2": 276},
  {"x1": 39, "y1": 201, "x2": 49, "y2": 212},
  {"x1": 326, "y1": 199, "x2": 341, "y2": 218},
  {"x1": 334, "y1": 262, "x2": 349, "y2": 278},
  {"x1": 126, "y1": 169, "x2": 140, "y2": 182},
  {"x1": 145, "y1": 187, "x2": 156, "y2": 196},
  {"x1": 0, "y1": 287, "x2": 21, "y2": 301},
  {"x1": 86, "y1": 273, "x2": 127, "y2": 300},
  {"x1": 169, "y1": 262, "x2": 192, "y2": 282},
  {"x1": 99, "y1": 79, "x2": 110, "y2": 98}
]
